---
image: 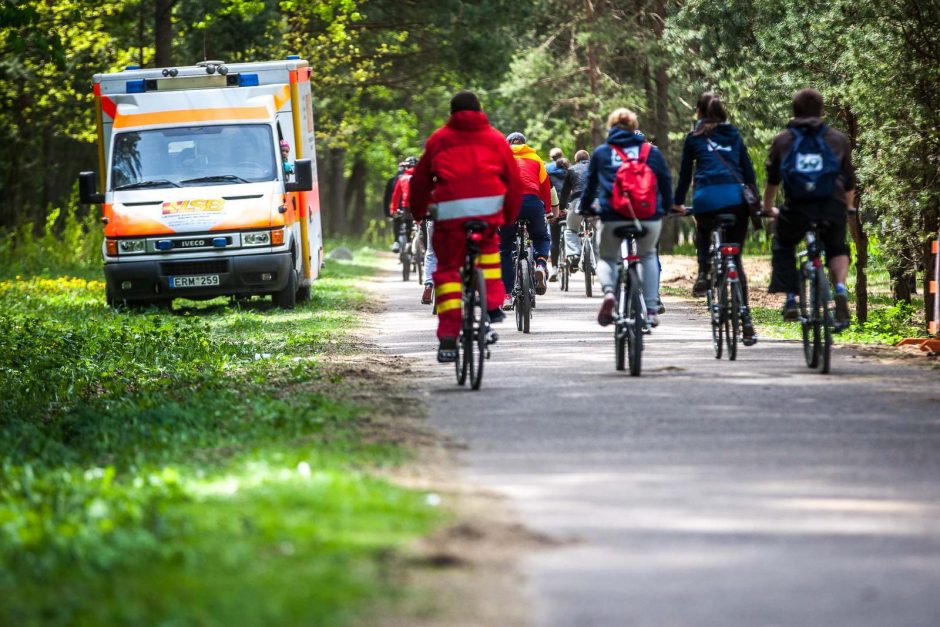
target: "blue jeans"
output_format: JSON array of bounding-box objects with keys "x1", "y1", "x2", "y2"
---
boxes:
[{"x1": 499, "y1": 195, "x2": 551, "y2": 293}]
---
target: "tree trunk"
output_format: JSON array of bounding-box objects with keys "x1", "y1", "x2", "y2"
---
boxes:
[
  {"x1": 841, "y1": 107, "x2": 868, "y2": 322},
  {"x1": 923, "y1": 206, "x2": 939, "y2": 336},
  {"x1": 328, "y1": 146, "x2": 348, "y2": 235},
  {"x1": 649, "y1": 0, "x2": 677, "y2": 253},
  {"x1": 154, "y1": 0, "x2": 174, "y2": 67},
  {"x1": 583, "y1": 0, "x2": 604, "y2": 146},
  {"x1": 344, "y1": 158, "x2": 367, "y2": 235}
]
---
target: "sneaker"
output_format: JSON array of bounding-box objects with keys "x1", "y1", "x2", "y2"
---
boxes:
[
  {"x1": 597, "y1": 292, "x2": 616, "y2": 326},
  {"x1": 782, "y1": 295, "x2": 800, "y2": 321},
  {"x1": 391, "y1": 241, "x2": 401, "y2": 253},
  {"x1": 421, "y1": 284, "x2": 433, "y2": 305},
  {"x1": 833, "y1": 286, "x2": 850, "y2": 331},
  {"x1": 548, "y1": 267, "x2": 559, "y2": 282},
  {"x1": 742, "y1": 313, "x2": 757, "y2": 346},
  {"x1": 646, "y1": 309, "x2": 660, "y2": 328},
  {"x1": 568, "y1": 255, "x2": 580, "y2": 274},
  {"x1": 437, "y1": 337, "x2": 458, "y2": 363},
  {"x1": 692, "y1": 273, "x2": 707, "y2": 297},
  {"x1": 657, "y1": 303, "x2": 666, "y2": 315},
  {"x1": 488, "y1": 308, "x2": 505, "y2": 324},
  {"x1": 535, "y1": 264, "x2": 547, "y2": 295},
  {"x1": 502, "y1": 295, "x2": 514, "y2": 311}
]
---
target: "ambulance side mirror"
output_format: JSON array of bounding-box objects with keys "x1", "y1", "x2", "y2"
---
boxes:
[
  {"x1": 79, "y1": 171, "x2": 105, "y2": 204},
  {"x1": 285, "y1": 159, "x2": 313, "y2": 193}
]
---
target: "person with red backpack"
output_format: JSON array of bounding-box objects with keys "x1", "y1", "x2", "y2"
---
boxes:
[
  {"x1": 763, "y1": 88, "x2": 855, "y2": 329},
  {"x1": 388, "y1": 156, "x2": 417, "y2": 253},
  {"x1": 580, "y1": 108, "x2": 672, "y2": 327},
  {"x1": 409, "y1": 91, "x2": 523, "y2": 362}
]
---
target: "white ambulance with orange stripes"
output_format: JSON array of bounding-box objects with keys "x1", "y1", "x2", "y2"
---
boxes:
[{"x1": 79, "y1": 57, "x2": 322, "y2": 308}]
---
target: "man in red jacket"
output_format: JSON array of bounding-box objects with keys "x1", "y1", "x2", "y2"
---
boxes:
[{"x1": 410, "y1": 91, "x2": 523, "y2": 362}]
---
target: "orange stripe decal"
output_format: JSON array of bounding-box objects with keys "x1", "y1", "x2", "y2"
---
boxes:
[
  {"x1": 114, "y1": 106, "x2": 269, "y2": 129},
  {"x1": 274, "y1": 85, "x2": 290, "y2": 111}
]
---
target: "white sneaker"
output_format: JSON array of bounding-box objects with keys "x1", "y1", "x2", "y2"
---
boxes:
[{"x1": 391, "y1": 241, "x2": 401, "y2": 253}]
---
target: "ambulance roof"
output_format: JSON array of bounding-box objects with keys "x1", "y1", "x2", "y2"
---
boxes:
[{"x1": 95, "y1": 59, "x2": 309, "y2": 96}]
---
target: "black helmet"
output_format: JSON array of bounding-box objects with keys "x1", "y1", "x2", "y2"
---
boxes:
[
  {"x1": 404, "y1": 156, "x2": 418, "y2": 168},
  {"x1": 506, "y1": 132, "x2": 526, "y2": 146}
]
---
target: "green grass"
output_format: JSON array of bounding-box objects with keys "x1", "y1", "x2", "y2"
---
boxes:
[{"x1": 0, "y1": 252, "x2": 443, "y2": 626}]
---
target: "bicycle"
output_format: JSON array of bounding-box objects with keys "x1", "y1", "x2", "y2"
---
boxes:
[
  {"x1": 511, "y1": 219, "x2": 536, "y2": 333},
  {"x1": 455, "y1": 220, "x2": 497, "y2": 390},
  {"x1": 579, "y1": 216, "x2": 597, "y2": 297},
  {"x1": 704, "y1": 213, "x2": 747, "y2": 361},
  {"x1": 612, "y1": 222, "x2": 648, "y2": 376},
  {"x1": 411, "y1": 218, "x2": 428, "y2": 285},
  {"x1": 395, "y1": 210, "x2": 415, "y2": 282},
  {"x1": 797, "y1": 219, "x2": 835, "y2": 374}
]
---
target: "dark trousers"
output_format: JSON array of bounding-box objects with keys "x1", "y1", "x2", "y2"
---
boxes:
[
  {"x1": 499, "y1": 195, "x2": 551, "y2": 293},
  {"x1": 695, "y1": 204, "x2": 750, "y2": 306},
  {"x1": 550, "y1": 219, "x2": 562, "y2": 267},
  {"x1": 770, "y1": 204, "x2": 849, "y2": 294}
]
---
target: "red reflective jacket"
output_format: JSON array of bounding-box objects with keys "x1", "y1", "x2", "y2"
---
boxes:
[{"x1": 409, "y1": 111, "x2": 522, "y2": 226}]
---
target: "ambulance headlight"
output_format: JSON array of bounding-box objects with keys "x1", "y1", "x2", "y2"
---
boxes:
[
  {"x1": 243, "y1": 231, "x2": 271, "y2": 246},
  {"x1": 118, "y1": 239, "x2": 146, "y2": 254}
]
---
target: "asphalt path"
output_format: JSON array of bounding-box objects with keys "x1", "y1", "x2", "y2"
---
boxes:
[{"x1": 375, "y1": 258, "x2": 940, "y2": 627}]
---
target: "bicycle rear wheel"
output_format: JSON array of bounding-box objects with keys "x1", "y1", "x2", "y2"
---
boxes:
[
  {"x1": 515, "y1": 259, "x2": 531, "y2": 333},
  {"x1": 818, "y1": 272, "x2": 833, "y2": 374},
  {"x1": 615, "y1": 274, "x2": 627, "y2": 371},
  {"x1": 802, "y1": 267, "x2": 820, "y2": 368},
  {"x1": 416, "y1": 255, "x2": 424, "y2": 285},
  {"x1": 401, "y1": 247, "x2": 411, "y2": 282},
  {"x1": 470, "y1": 269, "x2": 487, "y2": 390},
  {"x1": 560, "y1": 259, "x2": 569, "y2": 292},
  {"x1": 707, "y1": 266, "x2": 722, "y2": 359},
  {"x1": 456, "y1": 273, "x2": 476, "y2": 386},
  {"x1": 627, "y1": 267, "x2": 643, "y2": 376},
  {"x1": 726, "y1": 280, "x2": 741, "y2": 361}
]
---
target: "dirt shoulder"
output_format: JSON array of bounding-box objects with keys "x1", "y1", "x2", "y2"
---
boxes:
[{"x1": 324, "y1": 266, "x2": 553, "y2": 627}]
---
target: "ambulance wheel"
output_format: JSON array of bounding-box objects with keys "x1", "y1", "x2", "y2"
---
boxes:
[
  {"x1": 296, "y1": 282, "x2": 311, "y2": 303},
  {"x1": 274, "y1": 269, "x2": 297, "y2": 309}
]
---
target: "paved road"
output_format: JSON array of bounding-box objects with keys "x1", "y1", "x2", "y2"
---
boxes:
[{"x1": 376, "y1": 260, "x2": 940, "y2": 627}]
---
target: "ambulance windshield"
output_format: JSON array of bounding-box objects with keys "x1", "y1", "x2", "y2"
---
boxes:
[{"x1": 111, "y1": 124, "x2": 277, "y2": 190}]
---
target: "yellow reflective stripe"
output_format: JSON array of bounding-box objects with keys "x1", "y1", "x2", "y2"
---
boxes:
[
  {"x1": 435, "y1": 282, "x2": 461, "y2": 296},
  {"x1": 436, "y1": 298, "x2": 462, "y2": 313},
  {"x1": 482, "y1": 268, "x2": 501, "y2": 279},
  {"x1": 477, "y1": 252, "x2": 500, "y2": 265}
]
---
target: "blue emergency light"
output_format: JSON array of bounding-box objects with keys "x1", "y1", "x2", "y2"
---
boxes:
[
  {"x1": 238, "y1": 73, "x2": 259, "y2": 87},
  {"x1": 212, "y1": 238, "x2": 228, "y2": 248},
  {"x1": 155, "y1": 240, "x2": 173, "y2": 251},
  {"x1": 125, "y1": 80, "x2": 146, "y2": 93}
]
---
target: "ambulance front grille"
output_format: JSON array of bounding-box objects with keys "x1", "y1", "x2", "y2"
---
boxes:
[{"x1": 161, "y1": 260, "x2": 229, "y2": 276}]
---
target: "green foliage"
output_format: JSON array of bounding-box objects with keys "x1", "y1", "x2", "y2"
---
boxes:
[{"x1": 0, "y1": 256, "x2": 442, "y2": 626}]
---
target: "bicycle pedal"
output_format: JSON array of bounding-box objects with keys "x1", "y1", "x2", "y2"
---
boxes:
[{"x1": 486, "y1": 331, "x2": 499, "y2": 345}]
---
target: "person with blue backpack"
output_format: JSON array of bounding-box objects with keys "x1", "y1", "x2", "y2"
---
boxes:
[
  {"x1": 673, "y1": 92, "x2": 758, "y2": 345},
  {"x1": 763, "y1": 88, "x2": 856, "y2": 328},
  {"x1": 580, "y1": 108, "x2": 672, "y2": 328}
]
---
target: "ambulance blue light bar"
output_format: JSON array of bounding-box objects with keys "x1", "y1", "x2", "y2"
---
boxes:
[
  {"x1": 238, "y1": 73, "x2": 259, "y2": 87},
  {"x1": 125, "y1": 80, "x2": 146, "y2": 93}
]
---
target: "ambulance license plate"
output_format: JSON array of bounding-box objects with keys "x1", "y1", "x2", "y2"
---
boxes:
[{"x1": 170, "y1": 275, "x2": 220, "y2": 288}]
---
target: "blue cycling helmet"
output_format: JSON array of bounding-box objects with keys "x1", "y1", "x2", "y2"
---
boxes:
[{"x1": 506, "y1": 132, "x2": 526, "y2": 145}]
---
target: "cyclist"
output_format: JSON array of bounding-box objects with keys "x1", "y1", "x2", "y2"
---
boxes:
[
  {"x1": 409, "y1": 91, "x2": 523, "y2": 362},
  {"x1": 384, "y1": 160, "x2": 405, "y2": 251},
  {"x1": 500, "y1": 132, "x2": 553, "y2": 304},
  {"x1": 388, "y1": 156, "x2": 418, "y2": 253},
  {"x1": 672, "y1": 92, "x2": 758, "y2": 345},
  {"x1": 580, "y1": 108, "x2": 672, "y2": 327},
  {"x1": 763, "y1": 88, "x2": 855, "y2": 329},
  {"x1": 546, "y1": 149, "x2": 573, "y2": 282},
  {"x1": 563, "y1": 150, "x2": 592, "y2": 270}
]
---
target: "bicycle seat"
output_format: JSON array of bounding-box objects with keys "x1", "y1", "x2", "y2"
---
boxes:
[
  {"x1": 612, "y1": 224, "x2": 646, "y2": 239},
  {"x1": 717, "y1": 213, "x2": 737, "y2": 227},
  {"x1": 464, "y1": 220, "x2": 487, "y2": 233},
  {"x1": 515, "y1": 219, "x2": 530, "y2": 227}
]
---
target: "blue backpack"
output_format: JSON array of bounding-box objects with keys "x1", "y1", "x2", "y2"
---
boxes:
[{"x1": 781, "y1": 126, "x2": 841, "y2": 200}]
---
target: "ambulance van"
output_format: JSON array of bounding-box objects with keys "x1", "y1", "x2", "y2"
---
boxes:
[{"x1": 79, "y1": 57, "x2": 323, "y2": 308}]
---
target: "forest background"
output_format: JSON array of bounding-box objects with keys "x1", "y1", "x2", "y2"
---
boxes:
[{"x1": 0, "y1": 0, "x2": 937, "y2": 327}]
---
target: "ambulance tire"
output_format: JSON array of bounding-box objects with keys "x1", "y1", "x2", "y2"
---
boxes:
[
  {"x1": 296, "y1": 282, "x2": 311, "y2": 303},
  {"x1": 274, "y1": 268, "x2": 298, "y2": 309}
]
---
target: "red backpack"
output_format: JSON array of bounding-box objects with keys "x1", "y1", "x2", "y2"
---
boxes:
[
  {"x1": 610, "y1": 143, "x2": 657, "y2": 219},
  {"x1": 396, "y1": 173, "x2": 413, "y2": 210}
]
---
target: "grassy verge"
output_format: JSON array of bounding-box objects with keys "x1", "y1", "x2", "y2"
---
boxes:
[{"x1": 0, "y1": 252, "x2": 443, "y2": 626}]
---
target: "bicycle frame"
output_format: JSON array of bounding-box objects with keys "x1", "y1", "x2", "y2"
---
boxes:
[{"x1": 614, "y1": 236, "x2": 646, "y2": 328}]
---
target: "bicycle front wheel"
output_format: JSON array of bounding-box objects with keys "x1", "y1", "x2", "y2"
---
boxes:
[
  {"x1": 401, "y1": 248, "x2": 411, "y2": 282},
  {"x1": 627, "y1": 267, "x2": 643, "y2": 376},
  {"x1": 727, "y1": 280, "x2": 741, "y2": 361},
  {"x1": 818, "y1": 272, "x2": 833, "y2": 374}
]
